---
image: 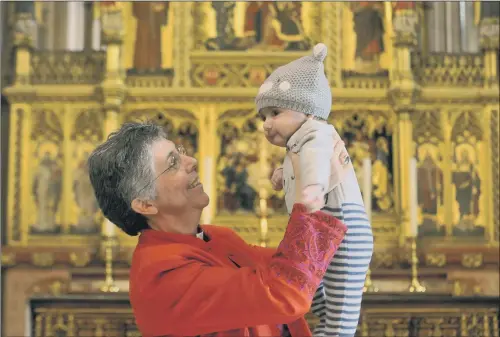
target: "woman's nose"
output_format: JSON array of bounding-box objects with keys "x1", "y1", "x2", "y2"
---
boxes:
[{"x1": 184, "y1": 156, "x2": 198, "y2": 173}]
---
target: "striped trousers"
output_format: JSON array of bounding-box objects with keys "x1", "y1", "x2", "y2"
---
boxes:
[{"x1": 311, "y1": 202, "x2": 374, "y2": 337}]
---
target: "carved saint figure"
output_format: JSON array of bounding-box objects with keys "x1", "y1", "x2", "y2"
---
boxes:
[
  {"x1": 132, "y1": 2, "x2": 169, "y2": 71},
  {"x1": 417, "y1": 150, "x2": 444, "y2": 236},
  {"x1": 350, "y1": 1, "x2": 385, "y2": 72},
  {"x1": 73, "y1": 154, "x2": 99, "y2": 233},
  {"x1": 32, "y1": 152, "x2": 62, "y2": 233},
  {"x1": 219, "y1": 123, "x2": 239, "y2": 156},
  {"x1": 372, "y1": 137, "x2": 393, "y2": 211},
  {"x1": 221, "y1": 153, "x2": 257, "y2": 212},
  {"x1": 175, "y1": 123, "x2": 198, "y2": 157},
  {"x1": 346, "y1": 131, "x2": 371, "y2": 188},
  {"x1": 452, "y1": 147, "x2": 481, "y2": 234},
  {"x1": 217, "y1": 121, "x2": 259, "y2": 214}
]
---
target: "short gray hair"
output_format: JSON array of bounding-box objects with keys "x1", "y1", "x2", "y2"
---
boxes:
[{"x1": 88, "y1": 122, "x2": 167, "y2": 236}]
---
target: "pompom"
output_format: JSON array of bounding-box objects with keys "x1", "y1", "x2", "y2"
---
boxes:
[{"x1": 312, "y1": 43, "x2": 327, "y2": 62}]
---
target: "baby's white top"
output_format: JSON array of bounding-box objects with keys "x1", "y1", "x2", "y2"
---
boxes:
[{"x1": 282, "y1": 119, "x2": 336, "y2": 211}]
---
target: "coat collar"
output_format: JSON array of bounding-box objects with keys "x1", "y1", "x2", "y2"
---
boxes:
[{"x1": 138, "y1": 225, "x2": 210, "y2": 246}]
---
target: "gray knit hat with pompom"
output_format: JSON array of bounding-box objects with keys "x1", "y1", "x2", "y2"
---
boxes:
[{"x1": 255, "y1": 43, "x2": 331, "y2": 120}]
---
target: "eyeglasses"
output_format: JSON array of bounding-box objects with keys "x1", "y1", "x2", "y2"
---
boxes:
[{"x1": 136, "y1": 144, "x2": 186, "y2": 196}]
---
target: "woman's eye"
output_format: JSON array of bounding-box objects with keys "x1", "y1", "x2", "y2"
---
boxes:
[{"x1": 168, "y1": 156, "x2": 178, "y2": 168}]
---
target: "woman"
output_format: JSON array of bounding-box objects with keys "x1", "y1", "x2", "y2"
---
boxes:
[{"x1": 87, "y1": 122, "x2": 347, "y2": 337}]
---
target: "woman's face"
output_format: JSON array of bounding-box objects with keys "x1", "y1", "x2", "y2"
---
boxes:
[{"x1": 151, "y1": 139, "x2": 209, "y2": 213}]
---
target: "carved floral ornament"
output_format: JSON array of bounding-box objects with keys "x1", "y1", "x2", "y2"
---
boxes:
[
  {"x1": 100, "y1": 7, "x2": 124, "y2": 43},
  {"x1": 393, "y1": 11, "x2": 419, "y2": 35},
  {"x1": 13, "y1": 12, "x2": 37, "y2": 47},
  {"x1": 479, "y1": 18, "x2": 500, "y2": 49}
]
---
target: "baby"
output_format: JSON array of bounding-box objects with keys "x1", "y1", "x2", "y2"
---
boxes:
[{"x1": 256, "y1": 43, "x2": 373, "y2": 337}]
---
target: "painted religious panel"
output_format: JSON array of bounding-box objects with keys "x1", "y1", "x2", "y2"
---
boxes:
[
  {"x1": 216, "y1": 113, "x2": 261, "y2": 214},
  {"x1": 329, "y1": 111, "x2": 395, "y2": 213},
  {"x1": 413, "y1": 111, "x2": 445, "y2": 237},
  {"x1": 203, "y1": 1, "x2": 311, "y2": 51},
  {"x1": 450, "y1": 112, "x2": 484, "y2": 238},
  {"x1": 30, "y1": 110, "x2": 64, "y2": 235},
  {"x1": 69, "y1": 109, "x2": 104, "y2": 235},
  {"x1": 124, "y1": 109, "x2": 199, "y2": 159},
  {"x1": 342, "y1": 2, "x2": 390, "y2": 75},
  {"x1": 119, "y1": 2, "x2": 173, "y2": 74}
]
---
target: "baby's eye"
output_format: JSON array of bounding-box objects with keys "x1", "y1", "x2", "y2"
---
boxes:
[{"x1": 272, "y1": 110, "x2": 280, "y2": 117}]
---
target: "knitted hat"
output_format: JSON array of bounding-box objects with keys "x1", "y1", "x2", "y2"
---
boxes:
[{"x1": 255, "y1": 43, "x2": 332, "y2": 120}]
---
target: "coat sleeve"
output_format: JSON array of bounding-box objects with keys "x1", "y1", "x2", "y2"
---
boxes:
[
  {"x1": 249, "y1": 245, "x2": 276, "y2": 263},
  {"x1": 135, "y1": 204, "x2": 347, "y2": 336},
  {"x1": 248, "y1": 244, "x2": 327, "y2": 318},
  {"x1": 298, "y1": 129, "x2": 334, "y2": 192}
]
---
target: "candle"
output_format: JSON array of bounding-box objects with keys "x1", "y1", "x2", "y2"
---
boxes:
[
  {"x1": 409, "y1": 157, "x2": 418, "y2": 237},
  {"x1": 103, "y1": 218, "x2": 116, "y2": 237},
  {"x1": 362, "y1": 158, "x2": 372, "y2": 222},
  {"x1": 202, "y1": 156, "x2": 213, "y2": 224}
]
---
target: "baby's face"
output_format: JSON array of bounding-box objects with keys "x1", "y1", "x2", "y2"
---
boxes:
[{"x1": 259, "y1": 107, "x2": 306, "y2": 147}]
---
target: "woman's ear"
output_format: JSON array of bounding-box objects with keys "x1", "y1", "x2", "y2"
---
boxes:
[{"x1": 131, "y1": 198, "x2": 158, "y2": 216}]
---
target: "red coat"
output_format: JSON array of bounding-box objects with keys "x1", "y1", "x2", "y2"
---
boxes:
[{"x1": 129, "y1": 204, "x2": 347, "y2": 337}]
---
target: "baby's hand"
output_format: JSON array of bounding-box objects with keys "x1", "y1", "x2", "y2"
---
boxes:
[
  {"x1": 271, "y1": 167, "x2": 284, "y2": 191},
  {"x1": 302, "y1": 184, "x2": 325, "y2": 212}
]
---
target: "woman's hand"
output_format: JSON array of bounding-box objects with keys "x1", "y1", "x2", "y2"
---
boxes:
[{"x1": 271, "y1": 167, "x2": 284, "y2": 191}]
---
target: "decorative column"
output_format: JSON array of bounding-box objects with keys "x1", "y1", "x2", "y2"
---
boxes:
[
  {"x1": 98, "y1": 3, "x2": 126, "y2": 239},
  {"x1": 388, "y1": 3, "x2": 421, "y2": 245},
  {"x1": 99, "y1": 3, "x2": 126, "y2": 138},
  {"x1": 200, "y1": 104, "x2": 217, "y2": 224},
  {"x1": 6, "y1": 2, "x2": 37, "y2": 245},
  {"x1": 478, "y1": 5, "x2": 499, "y2": 88},
  {"x1": 97, "y1": 5, "x2": 126, "y2": 291},
  {"x1": 13, "y1": 2, "x2": 36, "y2": 86},
  {"x1": 172, "y1": 2, "x2": 193, "y2": 87},
  {"x1": 478, "y1": 6, "x2": 499, "y2": 244}
]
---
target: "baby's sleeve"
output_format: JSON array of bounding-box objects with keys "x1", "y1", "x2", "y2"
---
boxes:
[{"x1": 298, "y1": 130, "x2": 334, "y2": 192}]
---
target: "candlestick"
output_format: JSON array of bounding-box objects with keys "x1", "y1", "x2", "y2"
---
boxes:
[
  {"x1": 202, "y1": 156, "x2": 213, "y2": 224},
  {"x1": 362, "y1": 158, "x2": 372, "y2": 221},
  {"x1": 103, "y1": 218, "x2": 116, "y2": 237},
  {"x1": 361, "y1": 158, "x2": 377, "y2": 292},
  {"x1": 257, "y1": 129, "x2": 270, "y2": 247},
  {"x1": 409, "y1": 157, "x2": 418, "y2": 237},
  {"x1": 100, "y1": 235, "x2": 119, "y2": 293},
  {"x1": 363, "y1": 267, "x2": 378, "y2": 293},
  {"x1": 408, "y1": 236, "x2": 426, "y2": 292}
]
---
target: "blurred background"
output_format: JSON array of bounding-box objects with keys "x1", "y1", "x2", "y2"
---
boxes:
[{"x1": 0, "y1": 1, "x2": 499, "y2": 336}]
